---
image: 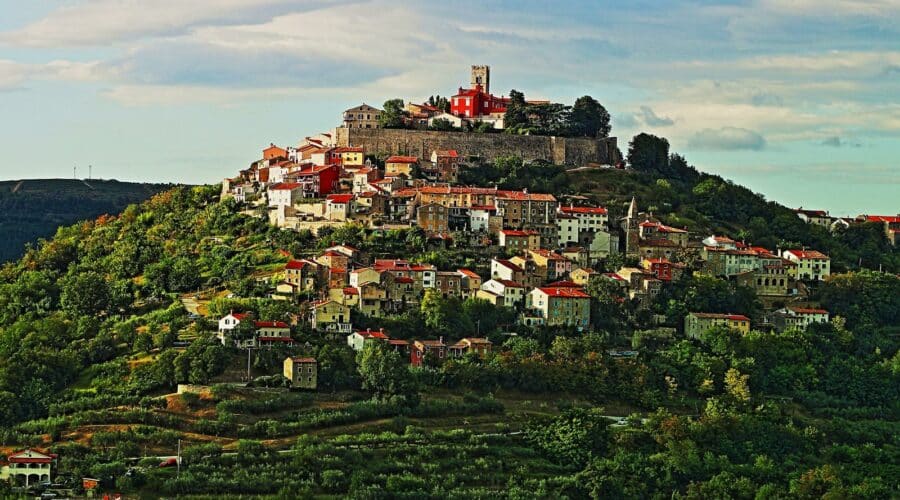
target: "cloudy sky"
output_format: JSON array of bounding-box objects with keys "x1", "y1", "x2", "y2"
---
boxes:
[{"x1": 0, "y1": 0, "x2": 897, "y2": 215}]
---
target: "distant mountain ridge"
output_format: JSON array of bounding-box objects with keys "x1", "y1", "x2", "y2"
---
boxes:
[{"x1": 0, "y1": 178, "x2": 175, "y2": 262}]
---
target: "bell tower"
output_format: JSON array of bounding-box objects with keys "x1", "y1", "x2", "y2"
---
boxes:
[{"x1": 471, "y1": 65, "x2": 490, "y2": 93}]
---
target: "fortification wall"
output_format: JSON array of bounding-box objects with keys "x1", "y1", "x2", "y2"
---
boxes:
[{"x1": 333, "y1": 128, "x2": 619, "y2": 166}]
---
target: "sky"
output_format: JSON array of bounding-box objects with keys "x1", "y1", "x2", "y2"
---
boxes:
[{"x1": 0, "y1": 0, "x2": 897, "y2": 216}]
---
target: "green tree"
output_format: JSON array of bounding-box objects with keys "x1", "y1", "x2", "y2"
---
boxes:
[
  {"x1": 356, "y1": 342, "x2": 417, "y2": 398},
  {"x1": 627, "y1": 133, "x2": 669, "y2": 174},
  {"x1": 379, "y1": 99, "x2": 407, "y2": 128},
  {"x1": 60, "y1": 271, "x2": 110, "y2": 316},
  {"x1": 570, "y1": 96, "x2": 611, "y2": 138},
  {"x1": 504, "y1": 89, "x2": 528, "y2": 129}
]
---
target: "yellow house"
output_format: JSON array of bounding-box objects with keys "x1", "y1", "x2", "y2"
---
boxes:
[
  {"x1": 684, "y1": 312, "x2": 750, "y2": 339},
  {"x1": 328, "y1": 287, "x2": 360, "y2": 307},
  {"x1": 385, "y1": 155, "x2": 419, "y2": 178},
  {"x1": 356, "y1": 281, "x2": 388, "y2": 318},
  {"x1": 570, "y1": 267, "x2": 599, "y2": 286},
  {"x1": 310, "y1": 299, "x2": 352, "y2": 333},
  {"x1": 335, "y1": 147, "x2": 365, "y2": 167}
]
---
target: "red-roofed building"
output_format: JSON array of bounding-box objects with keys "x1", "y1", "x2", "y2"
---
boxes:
[
  {"x1": 782, "y1": 249, "x2": 831, "y2": 281},
  {"x1": 773, "y1": 306, "x2": 829, "y2": 331},
  {"x1": 263, "y1": 143, "x2": 288, "y2": 161},
  {"x1": 411, "y1": 339, "x2": 446, "y2": 367},
  {"x1": 448, "y1": 337, "x2": 492, "y2": 358},
  {"x1": 641, "y1": 257, "x2": 676, "y2": 282},
  {"x1": 217, "y1": 313, "x2": 293, "y2": 348},
  {"x1": 861, "y1": 215, "x2": 900, "y2": 246},
  {"x1": 347, "y1": 328, "x2": 390, "y2": 351},
  {"x1": 3, "y1": 449, "x2": 57, "y2": 486},
  {"x1": 526, "y1": 286, "x2": 591, "y2": 328},
  {"x1": 426, "y1": 149, "x2": 461, "y2": 183}
]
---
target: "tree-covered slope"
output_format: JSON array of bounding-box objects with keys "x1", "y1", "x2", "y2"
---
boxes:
[{"x1": 0, "y1": 178, "x2": 174, "y2": 262}]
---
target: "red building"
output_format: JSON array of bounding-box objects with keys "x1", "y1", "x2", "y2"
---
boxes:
[
  {"x1": 451, "y1": 86, "x2": 509, "y2": 118},
  {"x1": 642, "y1": 258, "x2": 674, "y2": 282},
  {"x1": 288, "y1": 164, "x2": 339, "y2": 197}
]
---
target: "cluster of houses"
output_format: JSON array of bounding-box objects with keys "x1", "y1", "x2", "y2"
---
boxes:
[{"x1": 794, "y1": 208, "x2": 900, "y2": 246}]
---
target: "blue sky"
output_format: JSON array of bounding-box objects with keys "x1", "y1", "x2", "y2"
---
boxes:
[{"x1": 0, "y1": 0, "x2": 897, "y2": 215}]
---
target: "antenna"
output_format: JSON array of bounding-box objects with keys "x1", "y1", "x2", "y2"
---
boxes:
[
  {"x1": 89, "y1": 165, "x2": 92, "y2": 180},
  {"x1": 73, "y1": 166, "x2": 77, "y2": 179}
]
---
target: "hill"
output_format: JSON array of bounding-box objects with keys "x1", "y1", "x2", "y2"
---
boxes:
[
  {"x1": 0, "y1": 175, "x2": 896, "y2": 497},
  {"x1": 0, "y1": 179, "x2": 175, "y2": 262}
]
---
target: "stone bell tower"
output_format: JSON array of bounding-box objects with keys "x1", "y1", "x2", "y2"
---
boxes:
[{"x1": 471, "y1": 65, "x2": 490, "y2": 93}]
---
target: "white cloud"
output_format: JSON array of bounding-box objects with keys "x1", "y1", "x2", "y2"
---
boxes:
[
  {"x1": 0, "y1": 0, "x2": 342, "y2": 47},
  {"x1": 688, "y1": 127, "x2": 766, "y2": 151}
]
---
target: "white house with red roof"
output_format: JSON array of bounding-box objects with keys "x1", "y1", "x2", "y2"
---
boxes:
[
  {"x1": 1, "y1": 449, "x2": 56, "y2": 486},
  {"x1": 782, "y1": 249, "x2": 831, "y2": 281},
  {"x1": 325, "y1": 193, "x2": 355, "y2": 220},
  {"x1": 772, "y1": 307, "x2": 830, "y2": 331},
  {"x1": 268, "y1": 182, "x2": 304, "y2": 207},
  {"x1": 217, "y1": 313, "x2": 293, "y2": 348},
  {"x1": 347, "y1": 328, "x2": 390, "y2": 351}
]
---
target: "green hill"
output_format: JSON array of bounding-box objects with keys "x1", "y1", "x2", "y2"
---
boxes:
[
  {"x1": 0, "y1": 179, "x2": 175, "y2": 262},
  {"x1": 0, "y1": 170, "x2": 896, "y2": 497}
]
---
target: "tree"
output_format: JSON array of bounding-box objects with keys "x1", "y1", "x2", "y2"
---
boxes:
[
  {"x1": 724, "y1": 368, "x2": 751, "y2": 404},
  {"x1": 60, "y1": 271, "x2": 110, "y2": 316},
  {"x1": 570, "y1": 96, "x2": 611, "y2": 138},
  {"x1": 525, "y1": 408, "x2": 612, "y2": 467},
  {"x1": 379, "y1": 99, "x2": 407, "y2": 129},
  {"x1": 428, "y1": 118, "x2": 456, "y2": 131},
  {"x1": 627, "y1": 133, "x2": 670, "y2": 174},
  {"x1": 356, "y1": 342, "x2": 417, "y2": 398},
  {"x1": 504, "y1": 89, "x2": 528, "y2": 129}
]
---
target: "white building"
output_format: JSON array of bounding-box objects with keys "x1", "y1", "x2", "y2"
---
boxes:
[
  {"x1": 347, "y1": 329, "x2": 390, "y2": 351},
  {"x1": 773, "y1": 307, "x2": 830, "y2": 331},
  {"x1": 1, "y1": 449, "x2": 55, "y2": 487},
  {"x1": 470, "y1": 205, "x2": 497, "y2": 232},
  {"x1": 782, "y1": 249, "x2": 831, "y2": 281},
  {"x1": 477, "y1": 279, "x2": 527, "y2": 308},
  {"x1": 217, "y1": 313, "x2": 292, "y2": 348},
  {"x1": 268, "y1": 182, "x2": 303, "y2": 208}
]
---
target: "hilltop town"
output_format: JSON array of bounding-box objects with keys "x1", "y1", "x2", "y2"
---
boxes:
[{"x1": 0, "y1": 66, "x2": 897, "y2": 499}]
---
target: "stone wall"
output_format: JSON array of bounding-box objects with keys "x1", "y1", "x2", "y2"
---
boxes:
[{"x1": 333, "y1": 128, "x2": 619, "y2": 166}]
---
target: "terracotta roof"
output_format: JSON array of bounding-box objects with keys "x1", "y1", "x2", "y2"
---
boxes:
[
  {"x1": 536, "y1": 287, "x2": 591, "y2": 298},
  {"x1": 787, "y1": 307, "x2": 829, "y2": 315},
  {"x1": 501, "y1": 229, "x2": 539, "y2": 237},
  {"x1": 690, "y1": 312, "x2": 750, "y2": 321},
  {"x1": 497, "y1": 190, "x2": 557, "y2": 202},
  {"x1": 545, "y1": 280, "x2": 582, "y2": 288},
  {"x1": 255, "y1": 320, "x2": 290, "y2": 328},
  {"x1": 270, "y1": 182, "x2": 302, "y2": 190},
  {"x1": 434, "y1": 150, "x2": 459, "y2": 157},
  {"x1": 784, "y1": 249, "x2": 829, "y2": 260},
  {"x1": 865, "y1": 215, "x2": 900, "y2": 223},
  {"x1": 386, "y1": 155, "x2": 418, "y2": 163},
  {"x1": 560, "y1": 206, "x2": 608, "y2": 215},
  {"x1": 285, "y1": 260, "x2": 308, "y2": 270},
  {"x1": 457, "y1": 268, "x2": 480, "y2": 278},
  {"x1": 290, "y1": 357, "x2": 317, "y2": 363},
  {"x1": 355, "y1": 329, "x2": 389, "y2": 339},
  {"x1": 327, "y1": 194, "x2": 355, "y2": 203},
  {"x1": 342, "y1": 287, "x2": 359, "y2": 295}
]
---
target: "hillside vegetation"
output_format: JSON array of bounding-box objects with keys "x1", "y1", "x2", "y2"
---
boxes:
[
  {"x1": 0, "y1": 178, "x2": 173, "y2": 262},
  {"x1": 0, "y1": 167, "x2": 896, "y2": 497}
]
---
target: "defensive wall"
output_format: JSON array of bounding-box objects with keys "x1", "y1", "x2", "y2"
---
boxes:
[{"x1": 333, "y1": 128, "x2": 620, "y2": 166}]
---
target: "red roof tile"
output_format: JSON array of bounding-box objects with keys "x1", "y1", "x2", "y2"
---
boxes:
[
  {"x1": 386, "y1": 155, "x2": 418, "y2": 163},
  {"x1": 536, "y1": 287, "x2": 591, "y2": 298}
]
